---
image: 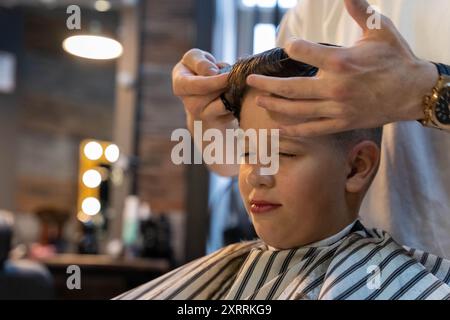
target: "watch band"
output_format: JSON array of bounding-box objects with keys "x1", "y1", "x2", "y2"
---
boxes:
[
  {"x1": 418, "y1": 63, "x2": 450, "y2": 129},
  {"x1": 433, "y1": 62, "x2": 450, "y2": 76}
]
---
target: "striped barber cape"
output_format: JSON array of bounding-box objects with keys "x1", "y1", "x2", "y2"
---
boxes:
[{"x1": 115, "y1": 221, "x2": 450, "y2": 300}]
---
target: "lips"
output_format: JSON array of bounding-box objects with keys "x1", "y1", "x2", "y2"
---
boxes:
[{"x1": 249, "y1": 200, "x2": 282, "y2": 214}]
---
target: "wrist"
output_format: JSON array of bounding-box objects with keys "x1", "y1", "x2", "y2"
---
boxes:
[{"x1": 411, "y1": 59, "x2": 440, "y2": 121}]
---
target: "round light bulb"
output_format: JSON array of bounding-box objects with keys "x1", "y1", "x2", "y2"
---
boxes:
[
  {"x1": 82, "y1": 197, "x2": 101, "y2": 216},
  {"x1": 84, "y1": 141, "x2": 103, "y2": 160},
  {"x1": 82, "y1": 169, "x2": 102, "y2": 188},
  {"x1": 105, "y1": 144, "x2": 120, "y2": 163},
  {"x1": 63, "y1": 35, "x2": 123, "y2": 60},
  {"x1": 94, "y1": 0, "x2": 111, "y2": 12}
]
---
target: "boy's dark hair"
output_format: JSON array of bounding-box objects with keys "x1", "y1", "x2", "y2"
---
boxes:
[{"x1": 222, "y1": 47, "x2": 383, "y2": 150}]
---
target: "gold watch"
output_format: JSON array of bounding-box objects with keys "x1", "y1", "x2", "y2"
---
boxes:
[{"x1": 421, "y1": 73, "x2": 450, "y2": 131}]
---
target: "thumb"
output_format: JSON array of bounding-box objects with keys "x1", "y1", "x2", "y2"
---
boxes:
[{"x1": 344, "y1": 0, "x2": 372, "y2": 32}]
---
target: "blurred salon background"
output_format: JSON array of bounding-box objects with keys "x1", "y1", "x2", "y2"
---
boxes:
[{"x1": 0, "y1": 0, "x2": 297, "y2": 299}]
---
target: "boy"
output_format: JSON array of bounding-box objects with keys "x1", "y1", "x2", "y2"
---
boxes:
[{"x1": 116, "y1": 48, "x2": 450, "y2": 300}]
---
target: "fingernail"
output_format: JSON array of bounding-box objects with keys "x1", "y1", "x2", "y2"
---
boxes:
[{"x1": 208, "y1": 67, "x2": 219, "y2": 75}]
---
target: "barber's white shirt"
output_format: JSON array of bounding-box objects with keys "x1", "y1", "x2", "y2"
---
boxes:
[{"x1": 277, "y1": 0, "x2": 450, "y2": 258}]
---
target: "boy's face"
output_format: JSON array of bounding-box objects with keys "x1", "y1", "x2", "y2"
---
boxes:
[{"x1": 238, "y1": 89, "x2": 355, "y2": 249}]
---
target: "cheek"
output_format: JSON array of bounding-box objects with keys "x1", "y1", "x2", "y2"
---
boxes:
[
  {"x1": 238, "y1": 165, "x2": 251, "y2": 199},
  {"x1": 280, "y1": 173, "x2": 316, "y2": 201},
  {"x1": 278, "y1": 158, "x2": 334, "y2": 200}
]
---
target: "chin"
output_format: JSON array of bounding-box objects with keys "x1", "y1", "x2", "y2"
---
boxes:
[
  {"x1": 264, "y1": 240, "x2": 292, "y2": 250},
  {"x1": 256, "y1": 226, "x2": 312, "y2": 250},
  {"x1": 256, "y1": 230, "x2": 290, "y2": 250}
]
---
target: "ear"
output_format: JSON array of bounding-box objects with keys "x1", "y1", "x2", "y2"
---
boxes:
[{"x1": 345, "y1": 141, "x2": 381, "y2": 193}]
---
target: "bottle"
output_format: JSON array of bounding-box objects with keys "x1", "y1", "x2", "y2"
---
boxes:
[{"x1": 121, "y1": 195, "x2": 140, "y2": 258}]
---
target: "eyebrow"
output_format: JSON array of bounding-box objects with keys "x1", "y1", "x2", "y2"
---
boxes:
[
  {"x1": 242, "y1": 132, "x2": 310, "y2": 147},
  {"x1": 252, "y1": 134, "x2": 310, "y2": 149}
]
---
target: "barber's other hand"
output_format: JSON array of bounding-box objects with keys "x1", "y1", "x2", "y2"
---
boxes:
[
  {"x1": 246, "y1": 0, "x2": 439, "y2": 137},
  {"x1": 172, "y1": 49, "x2": 233, "y2": 126}
]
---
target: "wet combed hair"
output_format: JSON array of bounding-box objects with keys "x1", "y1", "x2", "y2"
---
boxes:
[{"x1": 223, "y1": 47, "x2": 383, "y2": 151}]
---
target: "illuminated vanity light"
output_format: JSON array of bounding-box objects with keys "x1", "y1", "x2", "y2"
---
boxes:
[
  {"x1": 105, "y1": 144, "x2": 120, "y2": 163},
  {"x1": 82, "y1": 169, "x2": 102, "y2": 188},
  {"x1": 95, "y1": 0, "x2": 111, "y2": 12},
  {"x1": 82, "y1": 197, "x2": 101, "y2": 216},
  {"x1": 63, "y1": 35, "x2": 123, "y2": 60},
  {"x1": 84, "y1": 141, "x2": 103, "y2": 161}
]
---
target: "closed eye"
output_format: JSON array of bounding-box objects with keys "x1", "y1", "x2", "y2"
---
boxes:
[
  {"x1": 278, "y1": 152, "x2": 296, "y2": 158},
  {"x1": 242, "y1": 152, "x2": 296, "y2": 157}
]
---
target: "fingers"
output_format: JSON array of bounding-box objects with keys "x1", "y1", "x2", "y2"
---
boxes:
[
  {"x1": 280, "y1": 119, "x2": 350, "y2": 138},
  {"x1": 173, "y1": 48, "x2": 230, "y2": 97},
  {"x1": 284, "y1": 39, "x2": 343, "y2": 70},
  {"x1": 344, "y1": 0, "x2": 371, "y2": 32},
  {"x1": 182, "y1": 48, "x2": 219, "y2": 76},
  {"x1": 204, "y1": 52, "x2": 217, "y2": 64},
  {"x1": 183, "y1": 73, "x2": 229, "y2": 95},
  {"x1": 246, "y1": 75, "x2": 330, "y2": 100},
  {"x1": 255, "y1": 96, "x2": 341, "y2": 119},
  {"x1": 344, "y1": 0, "x2": 395, "y2": 34},
  {"x1": 173, "y1": 63, "x2": 229, "y2": 96},
  {"x1": 182, "y1": 90, "x2": 227, "y2": 116},
  {"x1": 202, "y1": 98, "x2": 234, "y2": 121}
]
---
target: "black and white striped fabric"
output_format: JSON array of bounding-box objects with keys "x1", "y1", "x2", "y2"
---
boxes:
[{"x1": 115, "y1": 221, "x2": 450, "y2": 300}]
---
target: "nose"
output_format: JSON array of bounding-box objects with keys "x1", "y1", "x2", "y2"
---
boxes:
[{"x1": 245, "y1": 165, "x2": 275, "y2": 189}]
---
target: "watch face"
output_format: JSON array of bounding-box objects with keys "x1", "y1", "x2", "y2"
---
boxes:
[{"x1": 435, "y1": 85, "x2": 450, "y2": 125}]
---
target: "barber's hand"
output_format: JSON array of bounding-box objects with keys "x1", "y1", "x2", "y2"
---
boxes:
[
  {"x1": 172, "y1": 49, "x2": 233, "y2": 126},
  {"x1": 173, "y1": 49, "x2": 239, "y2": 177},
  {"x1": 246, "y1": 0, "x2": 439, "y2": 137}
]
